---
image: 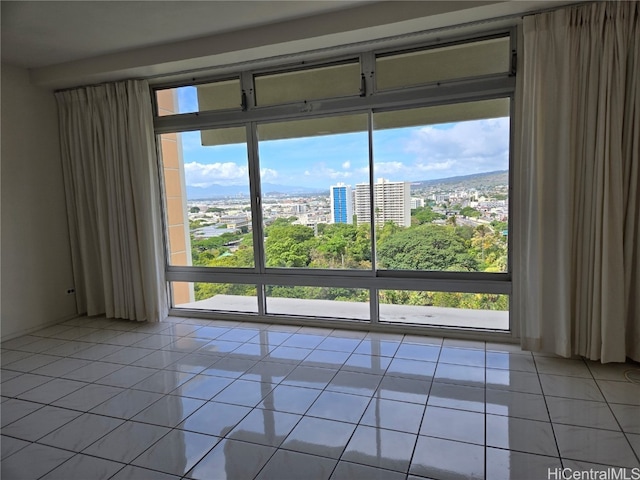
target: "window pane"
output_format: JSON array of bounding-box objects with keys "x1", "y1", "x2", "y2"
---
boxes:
[
  {"x1": 160, "y1": 126, "x2": 254, "y2": 268},
  {"x1": 379, "y1": 289, "x2": 508, "y2": 329},
  {"x1": 255, "y1": 62, "x2": 361, "y2": 106},
  {"x1": 171, "y1": 282, "x2": 258, "y2": 313},
  {"x1": 372, "y1": 98, "x2": 510, "y2": 273},
  {"x1": 265, "y1": 286, "x2": 369, "y2": 320},
  {"x1": 156, "y1": 79, "x2": 241, "y2": 116},
  {"x1": 258, "y1": 114, "x2": 371, "y2": 270},
  {"x1": 376, "y1": 37, "x2": 510, "y2": 91}
]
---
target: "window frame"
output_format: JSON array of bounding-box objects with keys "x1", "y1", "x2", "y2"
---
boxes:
[{"x1": 153, "y1": 28, "x2": 517, "y2": 339}]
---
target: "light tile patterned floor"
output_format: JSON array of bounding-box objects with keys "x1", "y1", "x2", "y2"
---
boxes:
[{"x1": 1, "y1": 315, "x2": 639, "y2": 480}]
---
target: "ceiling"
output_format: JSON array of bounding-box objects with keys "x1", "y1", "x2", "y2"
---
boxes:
[
  {"x1": 1, "y1": 0, "x2": 581, "y2": 89},
  {"x1": 1, "y1": 0, "x2": 371, "y2": 68}
]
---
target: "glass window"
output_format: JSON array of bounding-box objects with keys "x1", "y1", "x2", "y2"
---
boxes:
[
  {"x1": 265, "y1": 285, "x2": 369, "y2": 320},
  {"x1": 257, "y1": 114, "x2": 371, "y2": 270},
  {"x1": 156, "y1": 79, "x2": 241, "y2": 116},
  {"x1": 372, "y1": 98, "x2": 510, "y2": 273},
  {"x1": 159, "y1": 126, "x2": 255, "y2": 268},
  {"x1": 254, "y1": 61, "x2": 361, "y2": 106},
  {"x1": 376, "y1": 37, "x2": 510, "y2": 91},
  {"x1": 379, "y1": 289, "x2": 509, "y2": 329},
  {"x1": 171, "y1": 282, "x2": 258, "y2": 313}
]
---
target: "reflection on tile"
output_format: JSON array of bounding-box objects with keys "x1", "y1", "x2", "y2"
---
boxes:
[
  {"x1": 486, "y1": 389, "x2": 549, "y2": 421},
  {"x1": 341, "y1": 353, "x2": 391, "y2": 374},
  {"x1": 361, "y1": 397, "x2": 424, "y2": 434},
  {"x1": 434, "y1": 363, "x2": 484, "y2": 386},
  {"x1": 83, "y1": 421, "x2": 170, "y2": 463},
  {"x1": 165, "y1": 353, "x2": 219, "y2": 374},
  {"x1": 132, "y1": 370, "x2": 194, "y2": 394},
  {"x1": 282, "y1": 365, "x2": 337, "y2": 390},
  {"x1": 376, "y1": 376, "x2": 430, "y2": 405},
  {"x1": 316, "y1": 337, "x2": 361, "y2": 353},
  {"x1": 178, "y1": 401, "x2": 251, "y2": 437},
  {"x1": 212, "y1": 380, "x2": 275, "y2": 407},
  {"x1": 229, "y1": 408, "x2": 301, "y2": 447},
  {"x1": 2, "y1": 405, "x2": 81, "y2": 441},
  {"x1": 486, "y1": 415, "x2": 558, "y2": 457},
  {"x1": 0, "y1": 443, "x2": 74, "y2": 480},
  {"x1": 281, "y1": 334, "x2": 325, "y2": 349},
  {"x1": 132, "y1": 429, "x2": 220, "y2": 476},
  {"x1": 306, "y1": 390, "x2": 370, "y2": 424},
  {"x1": 553, "y1": 423, "x2": 639, "y2": 467},
  {"x1": 282, "y1": 416, "x2": 356, "y2": 458},
  {"x1": 40, "y1": 454, "x2": 125, "y2": 480},
  {"x1": 387, "y1": 358, "x2": 436, "y2": 380},
  {"x1": 486, "y1": 369, "x2": 542, "y2": 394},
  {"x1": 39, "y1": 413, "x2": 124, "y2": 451},
  {"x1": 240, "y1": 361, "x2": 297, "y2": 383},
  {"x1": 331, "y1": 461, "x2": 405, "y2": 480},
  {"x1": 353, "y1": 339, "x2": 400, "y2": 357},
  {"x1": 546, "y1": 396, "x2": 619, "y2": 430},
  {"x1": 428, "y1": 382, "x2": 485, "y2": 413},
  {"x1": 259, "y1": 384, "x2": 321, "y2": 414},
  {"x1": 300, "y1": 350, "x2": 350, "y2": 368},
  {"x1": 61, "y1": 361, "x2": 123, "y2": 382},
  {"x1": 342, "y1": 424, "x2": 416, "y2": 472},
  {"x1": 485, "y1": 447, "x2": 561, "y2": 480},
  {"x1": 187, "y1": 439, "x2": 275, "y2": 480},
  {"x1": 410, "y1": 436, "x2": 484, "y2": 480},
  {"x1": 133, "y1": 350, "x2": 186, "y2": 369},
  {"x1": 421, "y1": 406, "x2": 484, "y2": 444},
  {"x1": 201, "y1": 357, "x2": 257, "y2": 379},
  {"x1": 486, "y1": 352, "x2": 537, "y2": 372},
  {"x1": 439, "y1": 347, "x2": 485, "y2": 367},
  {"x1": 170, "y1": 374, "x2": 233, "y2": 400},
  {"x1": 255, "y1": 448, "x2": 337, "y2": 480},
  {"x1": 326, "y1": 371, "x2": 382, "y2": 397},
  {"x1": 132, "y1": 395, "x2": 205, "y2": 427},
  {"x1": 395, "y1": 344, "x2": 440, "y2": 362},
  {"x1": 265, "y1": 346, "x2": 311, "y2": 364}
]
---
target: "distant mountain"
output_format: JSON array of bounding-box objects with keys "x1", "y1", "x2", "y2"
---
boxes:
[
  {"x1": 187, "y1": 183, "x2": 324, "y2": 200},
  {"x1": 411, "y1": 170, "x2": 508, "y2": 191}
]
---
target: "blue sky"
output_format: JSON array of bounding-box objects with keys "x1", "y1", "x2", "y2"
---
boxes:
[{"x1": 174, "y1": 86, "x2": 510, "y2": 190}]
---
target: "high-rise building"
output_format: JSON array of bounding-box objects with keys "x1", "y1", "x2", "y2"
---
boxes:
[
  {"x1": 355, "y1": 178, "x2": 411, "y2": 227},
  {"x1": 329, "y1": 183, "x2": 353, "y2": 224}
]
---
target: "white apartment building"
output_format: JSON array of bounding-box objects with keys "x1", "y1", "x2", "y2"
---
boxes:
[{"x1": 355, "y1": 178, "x2": 411, "y2": 227}]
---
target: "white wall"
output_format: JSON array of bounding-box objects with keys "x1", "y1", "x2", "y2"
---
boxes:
[{"x1": 1, "y1": 63, "x2": 77, "y2": 339}]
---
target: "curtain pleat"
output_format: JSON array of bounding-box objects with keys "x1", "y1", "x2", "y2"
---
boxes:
[
  {"x1": 56, "y1": 80, "x2": 167, "y2": 322},
  {"x1": 518, "y1": 1, "x2": 639, "y2": 362}
]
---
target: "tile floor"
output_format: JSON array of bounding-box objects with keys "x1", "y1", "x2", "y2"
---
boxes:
[{"x1": 1, "y1": 316, "x2": 639, "y2": 480}]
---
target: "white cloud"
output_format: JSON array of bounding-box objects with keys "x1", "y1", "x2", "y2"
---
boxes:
[
  {"x1": 404, "y1": 118, "x2": 509, "y2": 176},
  {"x1": 342, "y1": 161, "x2": 351, "y2": 169},
  {"x1": 260, "y1": 168, "x2": 279, "y2": 182},
  {"x1": 183, "y1": 161, "x2": 248, "y2": 187},
  {"x1": 374, "y1": 161, "x2": 405, "y2": 176}
]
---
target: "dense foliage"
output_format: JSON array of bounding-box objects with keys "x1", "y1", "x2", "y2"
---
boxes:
[{"x1": 190, "y1": 210, "x2": 508, "y2": 311}]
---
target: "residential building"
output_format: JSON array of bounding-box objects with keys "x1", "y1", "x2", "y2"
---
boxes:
[
  {"x1": 329, "y1": 183, "x2": 353, "y2": 224},
  {"x1": 355, "y1": 178, "x2": 411, "y2": 227}
]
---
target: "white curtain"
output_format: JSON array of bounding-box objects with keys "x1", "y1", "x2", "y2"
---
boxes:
[
  {"x1": 517, "y1": 1, "x2": 639, "y2": 362},
  {"x1": 56, "y1": 80, "x2": 167, "y2": 322}
]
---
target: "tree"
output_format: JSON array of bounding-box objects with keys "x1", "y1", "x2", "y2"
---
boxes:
[
  {"x1": 412, "y1": 206, "x2": 445, "y2": 225},
  {"x1": 459, "y1": 206, "x2": 481, "y2": 218},
  {"x1": 265, "y1": 223, "x2": 315, "y2": 267},
  {"x1": 189, "y1": 206, "x2": 200, "y2": 213},
  {"x1": 377, "y1": 224, "x2": 479, "y2": 271}
]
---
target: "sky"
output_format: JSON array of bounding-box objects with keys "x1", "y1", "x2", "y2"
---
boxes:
[{"x1": 174, "y1": 86, "x2": 510, "y2": 191}]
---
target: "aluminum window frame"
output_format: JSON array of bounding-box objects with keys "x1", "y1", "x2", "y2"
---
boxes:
[{"x1": 153, "y1": 28, "x2": 517, "y2": 339}]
